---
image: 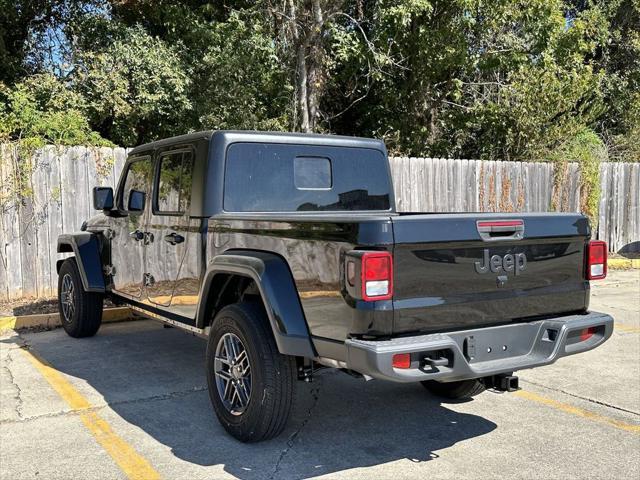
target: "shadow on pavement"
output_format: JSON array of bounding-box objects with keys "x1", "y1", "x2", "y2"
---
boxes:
[{"x1": 5, "y1": 321, "x2": 497, "y2": 479}]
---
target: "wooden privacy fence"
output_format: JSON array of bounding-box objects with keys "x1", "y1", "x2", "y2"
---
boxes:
[{"x1": 1, "y1": 146, "x2": 638, "y2": 301}]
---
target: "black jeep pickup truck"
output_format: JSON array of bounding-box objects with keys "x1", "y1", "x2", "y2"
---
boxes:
[{"x1": 57, "y1": 130, "x2": 613, "y2": 442}]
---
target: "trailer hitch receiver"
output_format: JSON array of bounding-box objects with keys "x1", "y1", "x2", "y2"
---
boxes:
[{"x1": 485, "y1": 374, "x2": 520, "y2": 392}]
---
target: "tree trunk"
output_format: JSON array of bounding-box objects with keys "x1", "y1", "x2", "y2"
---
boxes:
[
  {"x1": 306, "y1": 0, "x2": 324, "y2": 132},
  {"x1": 297, "y1": 44, "x2": 310, "y2": 132},
  {"x1": 287, "y1": 0, "x2": 338, "y2": 133}
]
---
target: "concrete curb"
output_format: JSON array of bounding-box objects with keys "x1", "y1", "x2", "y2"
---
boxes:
[
  {"x1": 608, "y1": 258, "x2": 640, "y2": 270},
  {"x1": 0, "y1": 307, "x2": 141, "y2": 333}
]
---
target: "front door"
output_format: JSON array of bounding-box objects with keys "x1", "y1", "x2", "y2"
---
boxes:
[
  {"x1": 144, "y1": 148, "x2": 199, "y2": 318},
  {"x1": 110, "y1": 155, "x2": 153, "y2": 299}
]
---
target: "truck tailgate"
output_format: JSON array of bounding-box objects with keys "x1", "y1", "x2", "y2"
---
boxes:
[{"x1": 391, "y1": 213, "x2": 590, "y2": 334}]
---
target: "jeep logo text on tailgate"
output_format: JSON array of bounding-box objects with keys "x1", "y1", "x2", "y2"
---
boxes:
[{"x1": 474, "y1": 250, "x2": 527, "y2": 275}]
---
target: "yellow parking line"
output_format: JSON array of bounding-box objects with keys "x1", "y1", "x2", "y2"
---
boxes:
[
  {"x1": 515, "y1": 390, "x2": 640, "y2": 434},
  {"x1": 21, "y1": 348, "x2": 162, "y2": 480},
  {"x1": 0, "y1": 316, "x2": 17, "y2": 331},
  {"x1": 299, "y1": 290, "x2": 342, "y2": 299},
  {"x1": 608, "y1": 258, "x2": 640, "y2": 269},
  {"x1": 615, "y1": 323, "x2": 640, "y2": 334}
]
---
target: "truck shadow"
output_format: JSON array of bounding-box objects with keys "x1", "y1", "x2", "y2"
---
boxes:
[{"x1": 10, "y1": 320, "x2": 497, "y2": 479}]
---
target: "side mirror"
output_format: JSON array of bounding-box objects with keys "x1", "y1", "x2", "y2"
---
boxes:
[
  {"x1": 93, "y1": 187, "x2": 114, "y2": 210},
  {"x1": 128, "y1": 190, "x2": 146, "y2": 212}
]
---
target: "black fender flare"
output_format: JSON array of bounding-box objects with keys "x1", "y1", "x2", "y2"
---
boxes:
[
  {"x1": 196, "y1": 250, "x2": 315, "y2": 358},
  {"x1": 56, "y1": 233, "x2": 105, "y2": 293}
]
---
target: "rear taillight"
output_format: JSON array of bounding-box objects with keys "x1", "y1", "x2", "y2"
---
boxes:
[
  {"x1": 586, "y1": 240, "x2": 607, "y2": 280},
  {"x1": 361, "y1": 251, "x2": 393, "y2": 301},
  {"x1": 580, "y1": 327, "x2": 596, "y2": 342}
]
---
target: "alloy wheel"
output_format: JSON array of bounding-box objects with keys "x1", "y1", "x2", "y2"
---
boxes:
[
  {"x1": 214, "y1": 332, "x2": 252, "y2": 415},
  {"x1": 60, "y1": 273, "x2": 75, "y2": 323}
]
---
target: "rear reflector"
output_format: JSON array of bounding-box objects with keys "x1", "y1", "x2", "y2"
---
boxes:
[
  {"x1": 586, "y1": 240, "x2": 607, "y2": 280},
  {"x1": 361, "y1": 251, "x2": 393, "y2": 301},
  {"x1": 580, "y1": 327, "x2": 596, "y2": 342},
  {"x1": 346, "y1": 260, "x2": 356, "y2": 286},
  {"x1": 392, "y1": 353, "x2": 411, "y2": 369}
]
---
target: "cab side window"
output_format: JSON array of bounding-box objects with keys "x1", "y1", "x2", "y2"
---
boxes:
[
  {"x1": 156, "y1": 150, "x2": 194, "y2": 215},
  {"x1": 120, "y1": 157, "x2": 153, "y2": 213}
]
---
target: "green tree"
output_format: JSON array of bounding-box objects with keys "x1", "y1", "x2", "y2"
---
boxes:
[
  {"x1": 0, "y1": 0, "x2": 637, "y2": 164},
  {"x1": 327, "y1": 0, "x2": 609, "y2": 160},
  {"x1": 74, "y1": 23, "x2": 192, "y2": 145},
  {"x1": 187, "y1": 10, "x2": 291, "y2": 132},
  {"x1": 0, "y1": 73, "x2": 110, "y2": 211},
  {"x1": 0, "y1": 73, "x2": 108, "y2": 146},
  {"x1": 595, "y1": 0, "x2": 640, "y2": 161}
]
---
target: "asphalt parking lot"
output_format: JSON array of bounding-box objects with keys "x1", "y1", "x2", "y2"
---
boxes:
[{"x1": 1, "y1": 270, "x2": 639, "y2": 480}]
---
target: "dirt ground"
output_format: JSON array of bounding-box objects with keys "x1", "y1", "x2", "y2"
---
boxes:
[{"x1": 0, "y1": 297, "x2": 116, "y2": 317}]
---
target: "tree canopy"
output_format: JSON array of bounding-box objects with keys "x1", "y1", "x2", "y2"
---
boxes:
[{"x1": 0, "y1": 0, "x2": 637, "y2": 162}]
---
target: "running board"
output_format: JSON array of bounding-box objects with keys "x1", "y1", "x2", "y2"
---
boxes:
[{"x1": 126, "y1": 303, "x2": 209, "y2": 339}]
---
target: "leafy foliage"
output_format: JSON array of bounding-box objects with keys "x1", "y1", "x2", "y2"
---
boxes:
[
  {"x1": 74, "y1": 23, "x2": 192, "y2": 146},
  {"x1": 550, "y1": 128, "x2": 607, "y2": 223},
  {"x1": 0, "y1": 0, "x2": 637, "y2": 165},
  {"x1": 188, "y1": 11, "x2": 291, "y2": 132},
  {"x1": 0, "y1": 73, "x2": 109, "y2": 146},
  {"x1": 595, "y1": 0, "x2": 640, "y2": 161},
  {"x1": 326, "y1": 0, "x2": 610, "y2": 161}
]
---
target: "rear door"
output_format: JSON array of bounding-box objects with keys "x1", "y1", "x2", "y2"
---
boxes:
[
  {"x1": 391, "y1": 213, "x2": 590, "y2": 334},
  {"x1": 110, "y1": 155, "x2": 154, "y2": 299},
  {"x1": 144, "y1": 148, "x2": 199, "y2": 318}
]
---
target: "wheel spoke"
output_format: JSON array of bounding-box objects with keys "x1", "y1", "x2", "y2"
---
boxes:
[
  {"x1": 235, "y1": 350, "x2": 247, "y2": 367},
  {"x1": 215, "y1": 368, "x2": 233, "y2": 381},
  {"x1": 236, "y1": 379, "x2": 250, "y2": 407},
  {"x1": 224, "y1": 335, "x2": 236, "y2": 363},
  {"x1": 215, "y1": 355, "x2": 232, "y2": 366},
  {"x1": 230, "y1": 336, "x2": 241, "y2": 363},
  {"x1": 241, "y1": 362, "x2": 250, "y2": 376},
  {"x1": 230, "y1": 384, "x2": 240, "y2": 406},
  {"x1": 222, "y1": 378, "x2": 233, "y2": 402}
]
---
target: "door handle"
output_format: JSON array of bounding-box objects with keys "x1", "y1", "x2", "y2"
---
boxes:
[
  {"x1": 129, "y1": 230, "x2": 144, "y2": 241},
  {"x1": 164, "y1": 232, "x2": 184, "y2": 245}
]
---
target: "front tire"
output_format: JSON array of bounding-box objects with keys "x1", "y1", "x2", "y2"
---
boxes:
[
  {"x1": 57, "y1": 258, "x2": 103, "y2": 338},
  {"x1": 206, "y1": 302, "x2": 296, "y2": 442},
  {"x1": 421, "y1": 379, "x2": 486, "y2": 399}
]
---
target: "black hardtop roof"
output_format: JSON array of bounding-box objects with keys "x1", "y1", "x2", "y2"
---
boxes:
[{"x1": 128, "y1": 130, "x2": 386, "y2": 156}]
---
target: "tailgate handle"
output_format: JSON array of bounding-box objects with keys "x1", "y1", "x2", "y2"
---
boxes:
[{"x1": 477, "y1": 220, "x2": 524, "y2": 241}]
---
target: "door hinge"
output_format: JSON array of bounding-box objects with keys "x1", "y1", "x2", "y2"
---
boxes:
[{"x1": 143, "y1": 273, "x2": 155, "y2": 286}]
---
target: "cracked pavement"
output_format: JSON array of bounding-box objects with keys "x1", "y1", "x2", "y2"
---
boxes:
[
  {"x1": 1, "y1": 349, "x2": 24, "y2": 421},
  {"x1": 1, "y1": 270, "x2": 639, "y2": 479}
]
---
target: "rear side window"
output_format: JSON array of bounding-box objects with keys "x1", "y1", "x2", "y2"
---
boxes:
[
  {"x1": 224, "y1": 143, "x2": 391, "y2": 212},
  {"x1": 120, "y1": 157, "x2": 153, "y2": 212},
  {"x1": 155, "y1": 150, "x2": 194, "y2": 215}
]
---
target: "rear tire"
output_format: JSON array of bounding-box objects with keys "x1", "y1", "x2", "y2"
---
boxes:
[
  {"x1": 57, "y1": 258, "x2": 103, "y2": 338},
  {"x1": 206, "y1": 302, "x2": 296, "y2": 442},
  {"x1": 421, "y1": 379, "x2": 486, "y2": 399}
]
